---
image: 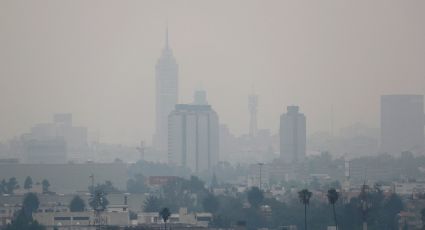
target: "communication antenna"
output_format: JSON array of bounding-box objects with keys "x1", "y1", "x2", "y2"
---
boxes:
[{"x1": 136, "y1": 141, "x2": 145, "y2": 161}]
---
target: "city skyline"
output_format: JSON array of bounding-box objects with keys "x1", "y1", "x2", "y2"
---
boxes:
[{"x1": 1, "y1": 1, "x2": 425, "y2": 145}]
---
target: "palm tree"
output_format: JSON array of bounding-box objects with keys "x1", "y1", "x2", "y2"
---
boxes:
[
  {"x1": 327, "y1": 188, "x2": 339, "y2": 230},
  {"x1": 159, "y1": 207, "x2": 171, "y2": 230},
  {"x1": 298, "y1": 189, "x2": 312, "y2": 230}
]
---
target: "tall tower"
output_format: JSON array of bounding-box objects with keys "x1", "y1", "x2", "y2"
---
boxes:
[
  {"x1": 153, "y1": 26, "x2": 179, "y2": 157},
  {"x1": 248, "y1": 94, "x2": 258, "y2": 137}
]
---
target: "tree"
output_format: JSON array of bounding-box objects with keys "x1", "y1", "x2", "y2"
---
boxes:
[
  {"x1": 159, "y1": 208, "x2": 171, "y2": 230},
  {"x1": 203, "y1": 193, "x2": 219, "y2": 213},
  {"x1": 298, "y1": 189, "x2": 312, "y2": 230},
  {"x1": 22, "y1": 193, "x2": 40, "y2": 218},
  {"x1": 93, "y1": 181, "x2": 120, "y2": 193},
  {"x1": 24, "y1": 176, "x2": 33, "y2": 191},
  {"x1": 0, "y1": 179, "x2": 7, "y2": 194},
  {"x1": 247, "y1": 187, "x2": 264, "y2": 208},
  {"x1": 4, "y1": 211, "x2": 45, "y2": 230},
  {"x1": 89, "y1": 190, "x2": 109, "y2": 212},
  {"x1": 70, "y1": 195, "x2": 86, "y2": 212},
  {"x1": 6, "y1": 177, "x2": 19, "y2": 194},
  {"x1": 327, "y1": 188, "x2": 339, "y2": 230},
  {"x1": 143, "y1": 196, "x2": 163, "y2": 212},
  {"x1": 127, "y1": 174, "x2": 147, "y2": 193},
  {"x1": 41, "y1": 179, "x2": 50, "y2": 194}
]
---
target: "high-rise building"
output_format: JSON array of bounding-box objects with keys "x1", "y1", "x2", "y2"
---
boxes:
[
  {"x1": 248, "y1": 94, "x2": 258, "y2": 137},
  {"x1": 19, "y1": 113, "x2": 88, "y2": 163},
  {"x1": 280, "y1": 106, "x2": 306, "y2": 163},
  {"x1": 153, "y1": 27, "x2": 179, "y2": 156},
  {"x1": 380, "y1": 95, "x2": 425, "y2": 155},
  {"x1": 168, "y1": 98, "x2": 219, "y2": 173}
]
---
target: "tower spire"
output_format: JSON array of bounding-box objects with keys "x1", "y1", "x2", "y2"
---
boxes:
[{"x1": 165, "y1": 21, "x2": 169, "y2": 49}]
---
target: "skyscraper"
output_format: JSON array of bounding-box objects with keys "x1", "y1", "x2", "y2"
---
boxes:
[
  {"x1": 168, "y1": 94, "x2": 219, "y2": 173},
  {"x1": 380, "y1": 95, "x2": 425, "y2": 155},
  {"x1": 280, "y1": 106, "x2": 306, "y2": 163},
  {"x1": 153, "y1": 27, "x2": 179, "y2": 156}
]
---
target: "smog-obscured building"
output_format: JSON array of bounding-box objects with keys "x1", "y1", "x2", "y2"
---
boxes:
[
  {"x1": 280, "y1": 106, "x2": 306, "y2": 163},
  {"x1": 381, "y1": 95, "x2": 425, "y2": 155},
  {"x1": 168, "y1": 103, "x2": 219, "y2": 173}
]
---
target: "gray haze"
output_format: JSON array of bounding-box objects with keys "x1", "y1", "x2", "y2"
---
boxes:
[{"x1": 1, "y1": 0, "x2": 425, "y2": 145}]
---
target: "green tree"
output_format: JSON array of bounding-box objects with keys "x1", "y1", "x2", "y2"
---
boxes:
[
  {"x1": 0, "y1": 179, "x2": 7, "y2": 194},
  {"x1": 41, "y1": 179, "x2": 50, "y2": 194},
  {"x1": 70, "y1": 195, "x2": 86, "y2": 212},
  {"x1": 24, "y1": 176, "x2": 33, "y2": 191},
  {"x1": 298, "y1": 189, "x2": 312, "y2": 230},
  {"x1": 143, "y1": 196, "x2": 163, "y2": 212},
  {"x1": 202, "y1": 193, "x2": 219, "y2": 213},
  {"x1": 6, "y1": 177, "x2": 19, "y2": 194},
  {"x1": 4, "y1": 211, "x2": 45, "y2": 230},
  {"x1": 327, "y1": 188, "x2": 339, "y2": 230},
  {"x1": 159, "y1": 208, "x2": 171, "y2": 230},
  {"x1": 247, "y1": 187, "x2": 264, "y2": 208},
  {"x1": 22, "y1": 193, "x2": 40, "y2": 218},
  {"x1": 89, "y1": 190, "x2": 109, "y2": 212},
  {"x1": 127, "y1": 174, "x2": 147, "y2": 193},
  {"x1": 93, "y1": 180, "x2": 120, "y2": 193}
]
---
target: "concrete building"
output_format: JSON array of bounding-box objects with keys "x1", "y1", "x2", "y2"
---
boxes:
[
  {"x1": 33, "y1": 211, "x2": 130, "y2": 229},
  {"x1": 280, "y1": 106, "x2": 306, "y2": 163},
  {"x1": 137, "y1": 208, "x2": 212, "y2": 227},
  {"x1": 15, "y1": 113, "x2": 89, "y2": 163},
  {"x1": 168, "y1": 102, "x2": 219, "y2": 173},
  {"x1": 153, "y1": 27, "x2": 179, "y2": 159},
  {"x1": 380, "y1": 95, "x2": 425, "y2": 155}
]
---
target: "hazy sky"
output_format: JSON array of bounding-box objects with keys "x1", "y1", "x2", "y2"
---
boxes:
[{"x1": 1, "y1": 0, "x2": 425, "y2": 145}]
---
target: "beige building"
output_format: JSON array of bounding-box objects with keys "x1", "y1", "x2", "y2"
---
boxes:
[{"x1": 33, "y1": 211, "x2": 130, "y2": 230}]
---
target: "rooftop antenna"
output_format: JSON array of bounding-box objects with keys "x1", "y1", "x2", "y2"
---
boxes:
[{"x1": 164, "y1": 17, "x2": 170, "y2": 50}]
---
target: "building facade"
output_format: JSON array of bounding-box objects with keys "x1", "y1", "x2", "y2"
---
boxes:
[
  {"x1": 381, "y1": 95, "x2": 425, "y2": 155},
  {"x1": 153, "y1": 28, "x2": 179, "y2": 157},
  {"x1": 168, "y1": 104, "x2": 219, "y2": 173},
  {"x1": 280, "y1": 106, "x2": 306, "y2": 163}
]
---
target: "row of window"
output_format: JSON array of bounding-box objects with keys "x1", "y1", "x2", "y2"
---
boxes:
[{"x1": 54, "y1": 216, "x2": 90, "y2": 221}]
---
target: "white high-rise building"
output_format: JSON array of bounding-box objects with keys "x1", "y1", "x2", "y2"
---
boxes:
[
  {"x1": 280, "y1": 106, "x2": 306, "y2": 163},
  {"x1": 168, "y1": 97, "x2": 219, "y2": 173},
  {"x1": 153, "y1": 27, "x2": 179, "y2": 157}
]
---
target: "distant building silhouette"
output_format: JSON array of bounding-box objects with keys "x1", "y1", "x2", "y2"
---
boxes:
[
  {"x1": 193, "y1": 90, "x2": 208, "y2": 105},
  {"x1": 153, "y1": 27, "x2": 179, "y2": 157},
  {"x1": 168, "y1": 93, "x2": 219, "y2": 173},
  {"x1": 248, "y1": 94, "x2": 258, "y2": 137},
  {"x1": 19, "y1": 113, "x2": 88, "y2": 163},
  {"x1": 280, "y1": 106, "x2": 306, "y2": 163},
  {"x1": 380, "y1": 95, "x2": 425, "y2": 155}
]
